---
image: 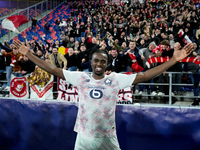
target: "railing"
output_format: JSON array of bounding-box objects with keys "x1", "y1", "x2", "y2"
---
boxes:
[
  {"x1": 133, "y1": 71, "x2": 197, "y2": 105},
  {"x1": 0, "y1": 71, "x2": 198, "y2": 106}
]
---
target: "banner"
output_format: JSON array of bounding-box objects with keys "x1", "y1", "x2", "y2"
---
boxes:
[
  {"x1": 30, "y1": 75, "x2": 54, "y2": 100},
  {"x1": 57, "y1": 77, "x2": 132, "y2": 103},
  {"x1": 57, "y1": 78, "x2": 79, "y2": 102},
  {"x1": 118, "y1": 87, "x2": 133, "y2": 104},
  {"x1": 10, "y1": 74, "x2": 29, "y2": 98}
]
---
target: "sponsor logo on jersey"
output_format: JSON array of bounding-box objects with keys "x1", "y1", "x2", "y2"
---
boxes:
[{"x1": 90, "y1": 89, "x2": 103, "y2": 99}]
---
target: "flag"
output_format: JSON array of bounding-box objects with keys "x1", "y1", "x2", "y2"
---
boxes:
[
  {"x1": 2, "y1": 15, "x2": 29, "y2": 33},
  {"x1": 58, "y1": 47, "x2": 68, "y2": 55},
  {"x1": 129, "y1": 53, "x2": 144, "y2": 73},
  {"x1": 10, "y1": 74, "x2": 29, "y2": 99},
  {"x1": 30, "y1": 75, "x2": 54, "y2": 100}
]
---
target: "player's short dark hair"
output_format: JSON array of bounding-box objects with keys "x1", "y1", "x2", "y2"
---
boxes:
[{"x1": 90, "y1": 49, "x2": 109, "y2": 61}]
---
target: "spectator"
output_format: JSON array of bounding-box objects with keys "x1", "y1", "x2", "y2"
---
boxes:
[
  {"x1": 0, "y1": 49, "x2": 6, "y2": 89},
  {"x1": 49, "y1": 47, "x2": 67, "y2": 69},
  {"x1": 0, "y1": 43, "x2": 13, "y2": 92},
  {"x1": 184, "y1": 43, "x2": 200, "y2": 106},
  {"x1": 36, "y1": 50, "x2": 45, "y2": 60},
  {"x1": 106, "y1": 49, "x2": 123, "y2": 73},
  {"x1": 55, "y1": 17, "x2": 61, "y2": 32},
  {"x1": 53, "y1": 40, "x2": 61, "y2": 48},
  {"x1": 123, "y1": 41, "x2": 143, "y2": 72},
  {"x1": 152, "y1": 40, "x2": 170, "y2": 54},
  {"x1": 195, "y1": 25, "x2": 200, "y2": 47},
  {"x1": 41, "y1": 36, "x2": 54, "y2": 54},
  {"x1": 169, "y1": 34, "x2": 175, "y2": 49},
  {"x1": 74, "y1": 24, "x2": 81, "y2": 42},
  {"x1": 18, "y1": 55, "x2": 36, "y2": 75},
  {"x1": 64, "y1": 47, "x2": 80, "y2": 71},
  {"x1": 80, "y1": 22, "x2": 86, "y2": 38},
  {"x1": 122, "y1": 41, "x2": 143, "y2": 94},
  {"x1": 78, "y1": 44, "x2": 90, "y2": 72},
  {"x1": 66, "y1": 37, "x2": 75, "y2": 48},
  {"x1": 0, "y1": 44, "x2": 6, "y2": 76},
  {"x1": 31, "y1": 16, "x2": 37, "y2": 31},
  {"x1": 44, "y1": 21, "x2": 51, "y2": 35},
  {"x1": 74, "y1": 41, "x2": 80, "y2": 51},
  {"x1": 1, "y1": 46, "x2": 23, "y2": 78},
  {"x1": 31, "y1": 39, "x2": 45, "y2": 54},
  {"x1": 139, "y1": 42, "x2": 157, "y2": 96},
  {"x1": 155, "y1": 42, "x2": 183, "y2": 96},
  {"x1": 59, "y1": 18, "x2": 67, "y2": 32}
]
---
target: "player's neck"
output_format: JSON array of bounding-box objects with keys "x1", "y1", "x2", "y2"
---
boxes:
[{"x1": 92, "y1": 73, "x2": 105, "y2": 80}]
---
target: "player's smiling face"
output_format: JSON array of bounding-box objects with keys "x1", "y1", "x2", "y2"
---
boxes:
[{"x1": 91, "y1": 52, "x2": 108, "y2": 79}]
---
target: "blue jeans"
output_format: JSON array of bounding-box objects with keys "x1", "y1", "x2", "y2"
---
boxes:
[
  {"x1": 189, "y1": 69, "x2": 200, "y2": 97},
  {"x1": 2, "y1": 66, "x2": 12, "y2": 89},
  {"x1": 0, "y1": 70, "x2": 5, "y2": 93},
  {"x1": 61, "y1": 26, "x2": 66, "y2": 32},
  {"x1": 0, "y1": 70, "x2": 5, "y2": 75},
  {"x1": 75, "y1": 37, "x2": 81, "y2": 43},
  {"x1": 68, "y1": 66, "x2": 78, "y2": 71},
  {"x1": 149, "y1": 79, "x2": 155, "y2": 92},
  {"x1": 31, "y1": 25, "x2": 36, "y2": 31},
  {"x1": 81, "y1": 32, "x2": 85, "y2": 37},
  {"x1": 13, "y1": 72, "x2": 23, "y2": 77},
  {"x1": 172, "y1": 73, "x2": 182, "y2": 92}
]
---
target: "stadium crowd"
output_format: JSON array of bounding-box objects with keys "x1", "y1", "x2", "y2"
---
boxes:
[{"x1": 0, "y1": 0, "x2": 200, "y2": 105}]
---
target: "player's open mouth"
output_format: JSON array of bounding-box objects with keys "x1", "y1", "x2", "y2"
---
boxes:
[{"x1": 95, "y1": 67, "x2": 102, "y2": 71}]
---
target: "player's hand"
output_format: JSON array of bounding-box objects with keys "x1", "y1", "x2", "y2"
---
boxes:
[
  {"x1": 173, "y1": 43, "x2": 193, "y2": 62},
  {"x1": 13, "y1": 40, "x2": 30, "y2": 56}
]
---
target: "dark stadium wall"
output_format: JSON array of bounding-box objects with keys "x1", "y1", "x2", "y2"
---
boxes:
[{"x1": 0, "y1": 98, "x2": 200, "y2": 150}]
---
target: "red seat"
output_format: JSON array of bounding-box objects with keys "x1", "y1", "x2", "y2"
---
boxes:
[
  {"x1": 33, "y1": 36, "x2": 38, "y2": 41},
  {"x1": 38, "y1": 31, "x2": 44, "y2": 35}
]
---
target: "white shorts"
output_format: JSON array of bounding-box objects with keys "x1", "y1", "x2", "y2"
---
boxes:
[{"x1": 74, "y1": 133, "x2": 121, "y2": 150}]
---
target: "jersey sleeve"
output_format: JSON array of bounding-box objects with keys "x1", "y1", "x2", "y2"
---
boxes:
[
  {"x1": 62, "y1": 70, "x2": 82, "y2": 86},
  {"x1": 115, "y1": 73, "x2": 137, "y2": 89}
]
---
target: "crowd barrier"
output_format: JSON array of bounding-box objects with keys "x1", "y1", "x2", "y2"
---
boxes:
[
  {"x1": 0, "y1": 98, "x2": 200, "y2": 150},
  {"x1": 136, "y1": 71, "x2": 196, "y2": 105},
  {"x1": 0, "y1": 71, "x2": 198, "y2": 105}
]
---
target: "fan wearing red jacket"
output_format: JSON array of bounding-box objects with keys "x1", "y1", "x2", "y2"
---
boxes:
[{"x1": 152, "y1": 40, "x2": 171, "y2": 54}]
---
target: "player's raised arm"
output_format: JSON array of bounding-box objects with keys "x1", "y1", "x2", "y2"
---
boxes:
[
  {"x1": 13, "y1": 40, "x2": 65, "y2": 79},
  {"x1": 132, "y1": 43, "x2": 193, "y2": 85}
]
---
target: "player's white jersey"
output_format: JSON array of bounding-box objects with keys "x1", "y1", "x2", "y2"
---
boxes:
[{"x1": 63, "y1": 70, "x2": 136, "y2": 137}]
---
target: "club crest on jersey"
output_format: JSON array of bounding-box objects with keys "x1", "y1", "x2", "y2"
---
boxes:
[{"x1": 104, "y1": 79, "x2": 112, "y2": 85}]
